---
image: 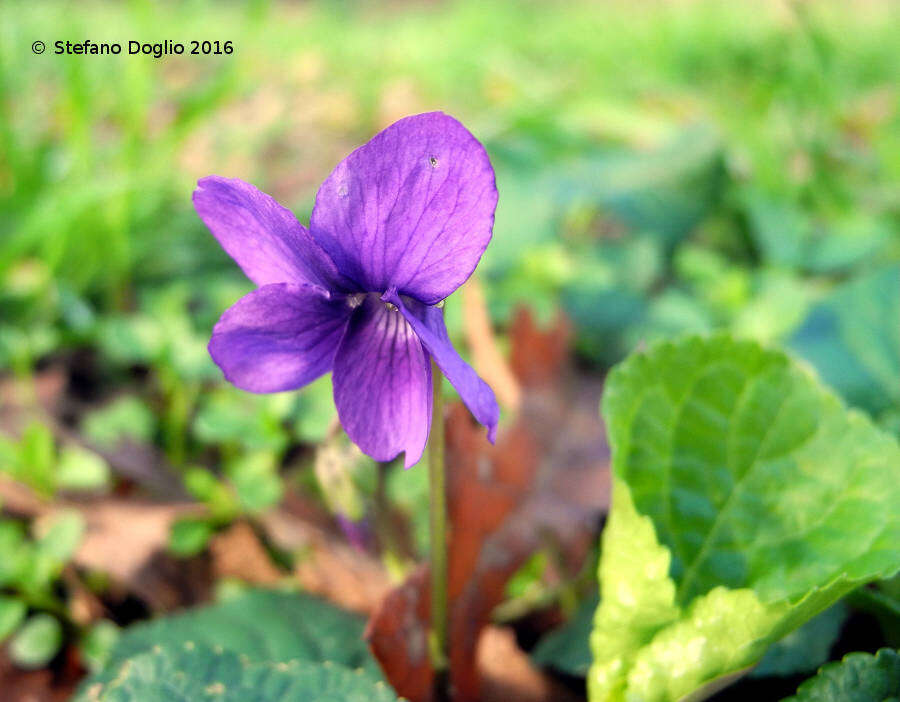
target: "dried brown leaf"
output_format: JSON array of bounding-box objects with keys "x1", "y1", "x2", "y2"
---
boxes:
[{"x1": 367, "y1": 307, "x2": 609, "y2": 702}]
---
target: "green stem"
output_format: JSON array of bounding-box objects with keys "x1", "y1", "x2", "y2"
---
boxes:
[{"x1": 428, "y1": 357, "x2": 450, "y2": 700}]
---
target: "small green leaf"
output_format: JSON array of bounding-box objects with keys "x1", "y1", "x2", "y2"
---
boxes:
[
  {"x1": 81, "y1": 620, "x2": 120, "y2": 672},
  {"x1": 82, "y1": 396, "x2": 156, "y2": 450},
  {"x1": 74, "y1": 643, "x2": 399, "y2": 702},
  {"x1": 10, "y1": 613, "x2": 62, "y2": 668},
  {"x1": 183, "y1": 467, "x2": 236, "y2": 519},
  {"x1": 589, "y1": 335, "x2": 900, "y2": 702},
  {"x1": 168, "y1": 518, "x2": 212, "y2": 557},
  {"x1": 0, "y1": 595, "x2": 27, "y2": 643},
  {"x1": 57, "y1": 446, "x2": 110, "y2": 491},
  {"x1": 96, "y1": 315, "x2": 163, "y2": 365},
  {"x1": 782, "y1": 648, "x2": 900, "y2": 702},
  {"x1": 183, "y1": 467, "x2": 220, "y2": 502},
  {"x1": 18, "y1": 422, "x2": 56, "y2": 496},
  {"x1": 193, "y1": 389, "x2": 288, "y2": 453},
  {"x1": 0, "y1": 521, "x2": 30, "y2": 587},
  {"x1": 35, "y1": 510, "x2": 85, "y2": 564},
  {"x1": 227, "y1": 453, "x2": 283, "y2": 514}
]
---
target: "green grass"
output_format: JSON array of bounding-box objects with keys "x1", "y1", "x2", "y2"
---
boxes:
[
  {"x1": 2, "y1": 0, "x2": 898, "y2": 304},
  {"x1": 1, "y1": 0, "x2": 899, "y2": 425}
]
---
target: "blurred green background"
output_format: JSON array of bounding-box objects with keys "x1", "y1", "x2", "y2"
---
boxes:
[{"x1": 1, "y1": 0, "x2": 899, "y2": 678}]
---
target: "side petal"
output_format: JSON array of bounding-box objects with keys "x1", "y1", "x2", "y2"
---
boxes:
[
  {"x1": 333, "y1": 296, "x2": 432, "y2": 468},
  {"x1": 194, "y1": 176, "x2": 345, "y2": 289},
  {"x1": 310, "y1": 112, "x2": 498, "y2": 304},
  {"x1": 209, "y1": 283, "x2": 351, "y2": 393},
  {"x1": 386, "y1": 291, "x2": 499, "y2": 443}
]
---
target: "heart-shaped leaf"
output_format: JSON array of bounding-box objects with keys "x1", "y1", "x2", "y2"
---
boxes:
[
  {"x1": 106, "y1": 589, "x2": 381, "y2": 680},
  {"x1": 590, "y1": 334, "x2": 900, "y2": 702},
  {"x1": 74, "y1": 643, "x2": 399, "y2": 702}
]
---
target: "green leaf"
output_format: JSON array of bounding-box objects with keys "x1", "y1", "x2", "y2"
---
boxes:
[
  {"x1": 82, "y1": 396, "x2": 156, "y2": 450},
  {"x1": 532, "y1": 593, "x2": 598, "y2": 676},
  {"x1": 744, "y1": 193, "x2": 890, "y2": 275},
  {"x1": 18, "y1": 421, "x2": 56, "y2": 496},
  {"x1": 789, "y1": 265, "x2": 900, "y2": 417},
  {"x1": 183, "y1": 467, "x2": 236, "y2": 519},
  {"x1": 0, "y1": 521, "x2": 30, "y2": 587},
  {"x1": 589, "y1": 334, "x2": 900, "y2": 702},
  {"x1": 0, "y1": 595, "x2": 27, "y2": 643},
  {"x1": 81, "y1": 620, "x2": 120, "y2": 672},
  {"x1": 57, "y1": 446, "x2": 110, "y2": 491},
  {"x1": 782, "y1": 648, "x2": 900, "y2": 702},
  {"x1": 193, "y1": 389, "x2": 288, "y2": 454},
  {"x1": 74, "y1": 644, "x2": 399, "y2": 702},
  {"x1": 168, "y1": 518, "x2": 213, "y2": 557},
  {"x1": 96, "y1": 315, "x2": 164, "y2": 365},
  {"x1": 227, "y1": 453, "x2": 283, "y2": 514},
  {"x1": 105, "y1": 589, "x2": 381, "y2": 679},
  {"x1": 35, "y1": 510, "x2": 85, "y2": 564},
  {"x1": 10, "y1": 613, "x2": 62, "y2": 668}
]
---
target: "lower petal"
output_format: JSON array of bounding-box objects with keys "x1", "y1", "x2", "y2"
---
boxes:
[
  {"x1": 332, "y1": 296, "x2": 432, "y2": 468},
  {"x1": 209, "y1": 283, "x2": 351, "y2": 393},
  {"x1": 386, "y1": 291, "x2": 499, "y2": 443}
]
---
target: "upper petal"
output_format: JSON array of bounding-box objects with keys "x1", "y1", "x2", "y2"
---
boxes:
[
  {"x1": 386, "y1": 291, "x2": 499, "y2": 443},
  {"x1": 310, "y1": 112, "x2": 498, "y2": 304},
  {"x1": 194, "y1": 176, "x2": 345, "y2": 290},
  {"x1": 209, "y1": 283, "x2": 351, "y2": 393},
  {"x1": 332, "y1": 296, "x2": 432, "y2": 468}
]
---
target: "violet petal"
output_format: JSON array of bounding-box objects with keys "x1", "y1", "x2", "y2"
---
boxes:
[
  {"x1": 310, "y1": 112, "x2": 498, "y2": 304},
  {"x1": 208, "y1": 283, "x2": 351, "y2": 393},
  {"x1": 332, "y1": 296, "x2": 432, "y2": 468},
  {"x1": 194, "y1": 176, "x2": 345, "y2": 290},
  {"x1": 386, "y1": 291, "x2": 499, "y2": 443}
]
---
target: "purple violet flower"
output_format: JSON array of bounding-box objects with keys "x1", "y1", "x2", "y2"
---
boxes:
[{"x1": 194, "y1": 112, "x2": 500, "y2": 468}]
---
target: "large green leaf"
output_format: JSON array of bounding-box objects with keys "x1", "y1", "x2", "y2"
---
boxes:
[
  {"x1": 107, "y1": 589, "x2": 380, "y2": 680},
  {"x1": 74, "y1": 643, "x2": 400, "y2": 702},
  {"x1": 589, "y1": 334, "x2": 900, "y2": 702},
  {"x1": 789, "y1": 265, "x2": 900, "y2": 417},
  {"x1": 782, "y1": 648, "x2": 900, "y2": 702}
]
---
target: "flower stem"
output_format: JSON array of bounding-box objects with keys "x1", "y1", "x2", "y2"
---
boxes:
[{"x1": 428, "y1": 357, "x2": 450, "y2": 701}]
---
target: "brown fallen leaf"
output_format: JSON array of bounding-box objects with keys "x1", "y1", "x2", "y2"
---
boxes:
[
  {"x1": 478, "y1": 626, "x2": 582, "y2": 702},
  {"x1": 462, "y1": 277, "x2": 521, "y2": 411},
  {"x1": 209, "y1": 520, "x2": 283, "y2": 585},
  {"x1": 367, "y1": 306, "x2": 609, "y2": 702},
  {"x1": 0, "y1": 476, "x2": 204, "y2": 611},
  {"x1": 262, "y1": 503, "x2": 392, "y2": 615}
]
